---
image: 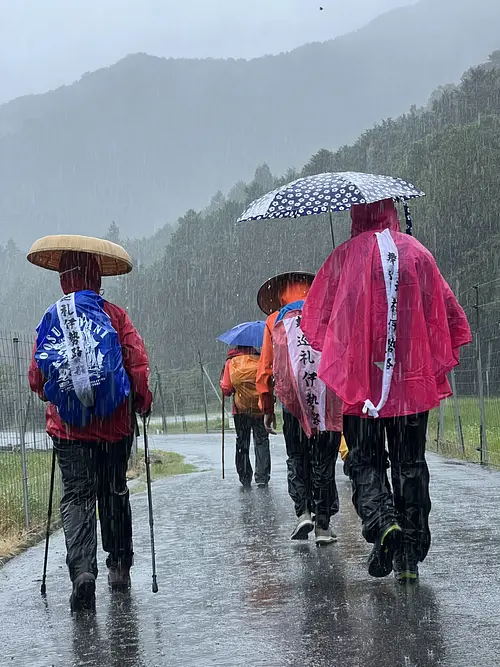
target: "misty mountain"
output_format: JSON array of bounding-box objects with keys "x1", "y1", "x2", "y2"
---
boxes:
[
  {"x1": 0, "y1": 0, "x2": 415, "y2": 103},
  {"x1": 1, "y1": 0, "x2": 500, "y2": 249}
]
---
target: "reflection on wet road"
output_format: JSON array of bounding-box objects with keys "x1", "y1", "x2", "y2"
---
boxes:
[{"x1": 2, "y1": 433, "x2": 500, "y2": 666}]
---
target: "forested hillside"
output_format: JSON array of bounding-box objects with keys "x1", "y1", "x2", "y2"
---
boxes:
[
  {"x1": 1, "y1": 0, "x2": 500, "y2": 248},
  {"x1": 2, "y1": 51, "x2": 500, "y2": 378},
  {"x1": 119, "y1": 51, "x2": 500, "y2": 371}
]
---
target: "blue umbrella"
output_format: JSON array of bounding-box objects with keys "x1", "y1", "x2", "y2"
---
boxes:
[
  {"x1": 237, "y1": 171, "x2": 425, "y2": 238},
  {"x1": 217, "y1": 321, "x2": 266, "y2": 348}
]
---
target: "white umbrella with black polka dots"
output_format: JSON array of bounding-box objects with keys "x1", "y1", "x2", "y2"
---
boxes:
[{"x1": 237, "y1": 171, "x2": 424, "y2": 241}]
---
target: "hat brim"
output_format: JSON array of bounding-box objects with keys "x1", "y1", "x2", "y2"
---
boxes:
[
  {"x1": 27, "y1": 235, "x2": 133, "y2": 277},
  {"x1": 257, "y1": 271, "x2": 315, "y2": 315}
]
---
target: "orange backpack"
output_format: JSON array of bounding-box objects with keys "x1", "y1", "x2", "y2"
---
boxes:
[{"x1": 229, "y1": 354, "x2": 261, "y2": 415}]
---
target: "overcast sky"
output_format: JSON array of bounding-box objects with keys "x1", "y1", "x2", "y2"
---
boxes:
[{"x1": 0, "y1": 0, "x2": 414, "y2": 104}]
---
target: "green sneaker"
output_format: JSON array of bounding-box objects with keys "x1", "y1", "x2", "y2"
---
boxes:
[
  {"x1": 394, "y1": 551, "x2": 419, "y2": 584},
  {"x1": 367, "y1": 524, "x2": 403, "y2": 578}
]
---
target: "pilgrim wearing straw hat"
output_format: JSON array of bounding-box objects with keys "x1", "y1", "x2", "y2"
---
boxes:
[
  {"x1": 28, "y1": 235, "x2": 152, "y2": 613},
  {"x1": 255, "y1": 271, "x2": 343, "y2": 546}
]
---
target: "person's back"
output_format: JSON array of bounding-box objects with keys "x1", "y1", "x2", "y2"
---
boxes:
[
  {"x1": 29, "y1": 247, "x2": 152, "y2": 613},
  {"x1": 303, "y1": 199, "x2": 472, "y2": 418},
  {"x1": 227, "y1": 350, "x2": 261, "y2": 415},
  {"x1": 272, "y1": 301, "x2": 342, "y2": 438},
  {"x1": 220, "y1": 346, "x2": 270, "y2": 487},
  {"x1": 302, "y1": 199, "x2": 472, "y2": 582},
  {"x1": 256, "y1": 272, "x2": 342, "y2": 545}
]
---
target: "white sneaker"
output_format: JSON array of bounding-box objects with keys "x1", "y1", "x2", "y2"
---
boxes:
[
  {"x1": 291, "y1": 512, "x2": 314, "y2": 540},
  {"x1": 315, "y1": 525, "x2": 338, "y2": 546}
]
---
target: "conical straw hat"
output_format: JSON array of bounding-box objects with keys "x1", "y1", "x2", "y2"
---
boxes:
[
  {"x1": 27, "y1": 235, "x2": 133, "y2": 276},
  {"x1": 257, "y1": 271, "x2": 315, "y2": 315}
]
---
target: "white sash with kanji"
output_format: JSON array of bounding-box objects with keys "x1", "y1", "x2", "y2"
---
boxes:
[
  {"x1": 56, "y1": 293, "x2": 94, "y2": 408},
  {"x1": 362, "y1": 228, "x2": 399, "y2": 418},
  {"x1": 283, "y1": 314, "x2": 327, "y2": 432}
]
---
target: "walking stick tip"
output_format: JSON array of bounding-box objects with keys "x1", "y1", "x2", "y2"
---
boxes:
[
  {"x1": 152, "y1": 578, "x2": 158, "y2": 593},
  {"x1": 40, "y1": 582, "x2": 46, "y2": 596}
]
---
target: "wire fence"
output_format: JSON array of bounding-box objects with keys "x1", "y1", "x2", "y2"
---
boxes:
[
  {"x1": 148, "y1": 360, "x2": 233, "y2": 435},
  {"x1": 427, "y1": 280, "x2": 500, "y2": 466},
  {"x1": 0, "y1": 330, "x2": 61, "y2": 548},
  {"x1": 3, "y1": 278, "x2": 500, "y2": 544}
]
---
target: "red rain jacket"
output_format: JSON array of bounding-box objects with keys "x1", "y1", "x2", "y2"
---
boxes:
[
  {"x1": 29, "y1": 251, "x2": 152, "y2": 442},
  {"x1": 302, "y1": 200, "x2": 472, "y2": 418},
  {"x1": 29, "y1": 301, "x2": 153, "y2": 442}
]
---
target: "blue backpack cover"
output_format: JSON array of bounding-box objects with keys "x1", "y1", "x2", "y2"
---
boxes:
[{"x1": 35, "y1": 290, "x2": 130, "y2": 427}]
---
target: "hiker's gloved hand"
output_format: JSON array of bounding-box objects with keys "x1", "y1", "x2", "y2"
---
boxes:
[
  {"x1": 264, "y1": 413, "x2": 277, "y2": 435},
  {"x1": 139, "y1": 407, "x2": 152, "y2": 419}
]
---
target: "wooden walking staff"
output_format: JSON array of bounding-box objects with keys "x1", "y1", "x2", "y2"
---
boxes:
[{"x1": 221, "y1": 394, "x2": 225, "y2": 479}]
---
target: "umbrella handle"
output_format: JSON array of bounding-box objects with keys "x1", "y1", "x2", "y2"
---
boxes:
[{"x1": 329, "y1": 208, "x2": 336, "y2": 248}]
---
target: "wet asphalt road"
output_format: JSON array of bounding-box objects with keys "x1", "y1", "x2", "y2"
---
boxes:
[{"x1": 2, "y1": 433, "x2": 500, "y2": 667}]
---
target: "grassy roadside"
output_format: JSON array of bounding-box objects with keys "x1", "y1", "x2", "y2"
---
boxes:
[
  {"x1": 427, "y1": 397, "x2": 500, "y2": 466},
  {"x1": 0, "y1": 448, "x2": 196, "y2": 564},
  {"x1": 127, "y1": 449, "x2": 197, "y2": 493},
  {"x1": 0, "y1": 449, "x2": 61, "y2": 565}
]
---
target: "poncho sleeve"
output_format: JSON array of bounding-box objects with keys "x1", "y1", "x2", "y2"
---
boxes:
[
  {"x1": 256, "y1": 312, "x2": 278, "y2": 414},
  {"x1": 416, "y1": 248, "x2": 472, "y2": 382},
  {"x1": 441, "y1": 278, "x2": 473, "y2": 362}
]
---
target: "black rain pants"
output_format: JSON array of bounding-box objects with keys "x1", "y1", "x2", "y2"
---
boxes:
[
  {"x1": 343, "y1": 412, "x2": 431, "y2": 562},
  {"x1": 52, "y1": 435, "x2": 134, "y2": 581},
  {"x1": 283, "y1": 410, "x2": 341, "y2": 530},
  {"x1": 233, "y1": 413, "x2": 271, "y2": 485}
]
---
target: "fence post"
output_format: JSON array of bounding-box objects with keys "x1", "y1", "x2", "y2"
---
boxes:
[
  {"x1": 474, "y1": 284, "x2": 488, "y2": 465},
  {"x1": 202, "y1": 364, "x2": 232, "y2": 426},
  {"x1": 197, "y1": 350, "x2": 209, "y2": 434},
  {"x1": 12, "y1": 337, "x2": 31, "y2": 529},
  {"x1": 172, "y1": 392, "x2": 178, "y2": 424},
  {"x1": 155, "y1": 368, "x2": 168, "y2": 434},
  {"x1": 450, "y1": 369, "x2": 465, "y2": 456},
  {"x1": 31, "y1": 398, "x2": 37, "y2": 451},
  {"x1": 180, "y1": 399, "x2": 188, "y2": 434}
]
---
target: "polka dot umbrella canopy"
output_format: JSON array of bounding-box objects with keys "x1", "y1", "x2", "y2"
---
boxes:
[{"x1": 237, "y1": 171, "x2": 425, "y2": 236}]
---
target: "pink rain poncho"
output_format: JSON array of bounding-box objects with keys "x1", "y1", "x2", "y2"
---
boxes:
[
  {"x1": 301, "y1": 200, "x2": 472, "y2": 418},
  {"x1": 273, "y1": 305, "x2": 342, "y2": 437}
]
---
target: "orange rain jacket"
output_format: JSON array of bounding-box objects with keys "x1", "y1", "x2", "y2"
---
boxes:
[
  {"x1": 255, "y1": 280, "x2": 349, "y2": 459},
  {"x1": 256, "y1": 282, "x2": 311, "y2": 415}
]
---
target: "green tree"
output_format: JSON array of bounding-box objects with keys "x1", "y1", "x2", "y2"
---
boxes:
[{"x1": 106, "y1": 222, "x2": 121, "y2": 244}]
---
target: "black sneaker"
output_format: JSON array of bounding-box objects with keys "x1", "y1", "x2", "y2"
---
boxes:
[
  {"x1": 70, "y1": 572, "x2": 96, "y2": 614},
  {"x1": 256, "y1": 482, "x2": 268, "y2": 489},
  {"x1": 393, "y1": 550, "x2": 419, "y2": 584},
  {"x1": 291, "y1": 512, "x2": 315, "y2": 540},
  {"x1": 367, "y1": 524, "x2": 403, "y2": 578}
]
